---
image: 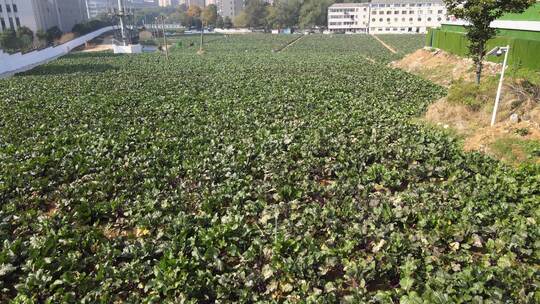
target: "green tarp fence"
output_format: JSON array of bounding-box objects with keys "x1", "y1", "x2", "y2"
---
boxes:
[{"x1": 426, "y1": 28, "x2": 540, "y2": 70}]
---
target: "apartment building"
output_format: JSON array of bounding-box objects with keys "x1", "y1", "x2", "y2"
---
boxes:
[
  {"x1": 215, "y1": 0, "x2": 244, "y2": 18},
  {"x1": 185, "y1": 0, "x2": 205, "y2": 7},
  {"x1": 85, "y1": 0, "x2": 158, "y2": 19},
  {"x1": 328, "y1": 0, "x2": 450, "y2": 34},
  {"x1": 0, "y1": 0, "x2": 87, "y2": 33}
]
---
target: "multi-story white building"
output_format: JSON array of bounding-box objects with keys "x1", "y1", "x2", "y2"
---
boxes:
[
  {"x1": 215, "y1": 0, "x2": 243, "y2": 18},
  {"x1": 327, "y1": 3, "x2": 370, "y2": 33},
  {"x1": 0, "y1": 0, "x2": 87, "y2": 33},
  {"x1": 328, "y1": 0, "x2": 450, "y2": 34}
]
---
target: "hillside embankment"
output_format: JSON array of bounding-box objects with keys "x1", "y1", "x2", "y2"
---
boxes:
[{"x1": 393, "y1": 48, "x2": 540, "y2": 166}]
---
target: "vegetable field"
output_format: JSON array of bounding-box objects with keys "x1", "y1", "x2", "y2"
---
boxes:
[
  {"x1": 0, "y1": 35, "x2": 538, "y2": 303},
  {"x1": 375, "y1": 34, "x2": 427, "y2": 56}
]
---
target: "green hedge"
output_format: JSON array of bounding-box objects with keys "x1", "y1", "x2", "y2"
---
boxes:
[{"x1": 426, "y1": 28, "x2": 540, "y2": 70}]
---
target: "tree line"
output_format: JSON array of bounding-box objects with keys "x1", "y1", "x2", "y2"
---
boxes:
[{"x1": 135, "y1": 0, "x2": 371, "y2": 30}]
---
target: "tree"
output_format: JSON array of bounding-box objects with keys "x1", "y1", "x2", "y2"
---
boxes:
[
  {"x1": 224, "y1": 16, "x2": 233, "y2": 29},
  {"x1": 233, "y1": 11, "x2": 249, "y2": 28},
  {"x1": 216, "y1": 15, "x2": 224, "y2": 28},
  {"x1": 46, "y1": 26, "x2": 63, "y2": 43},
  {"x1": 0, "y1": 29, "x2": 19, "y2": 51},
  {"x1": 443, "y1": 0, "x2": 535, "y2": 84},
  {"x1": 187, "y1": 5, "x2": 202, "y2": 18},
  {"x1": 299, "y1": 0, "x2": 334, "y2": 28},
  {"x1": 16, "y1": 26, "x2": 34, "y2": 50},
  {"x1": 243, "y1": 0, "x2": 269, "y2": 28},
  {"x1": 274, "y1": 0, "x2": 302, "y2": 28},
  {"x1": 266, "y1": 5, "x2": 279, "y2": 29},
  {"x1": 36, "y1": 29, "x2": 48, "y2": 47},
  {"x1": 202, "y1": 4, "x2": 218, "y2": 26}
]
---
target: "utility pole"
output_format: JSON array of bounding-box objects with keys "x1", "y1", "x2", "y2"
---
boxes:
[
  {"x1": 490, "y1": 45, "x2": 510, "y2": 126},
  {"x1": 117, "y1": 0, "x2": 127, "y2": 45},
  {"x1": 160, "y1": 15, "x2": 169, "y2": 60},
  {"x1": 199, "y1": 20, "x2": 204, "y2": 53}
]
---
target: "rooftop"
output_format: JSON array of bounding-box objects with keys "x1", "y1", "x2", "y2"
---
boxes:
[
  {"x1": 329, "y1": 3, "x2": 369, "y2": 7},
  {"x1": 373, "y1": 0, "x2": 444, "y2": 3},
  {"x1": 330, "y1": 0, "x2": 445, "y2": 6}
]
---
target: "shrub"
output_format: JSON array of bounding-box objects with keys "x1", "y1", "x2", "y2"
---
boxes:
[{"x1": 447, "y1": 77, "x2": 498, "y2": 111}]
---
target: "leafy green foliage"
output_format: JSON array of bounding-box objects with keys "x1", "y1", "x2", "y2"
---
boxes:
[
  {"x1": 443, "y1": 0, "x2": 536, "y2": 84},
  {"x1": 376, "y1": 34, "x2": 427, "y2": 56},
  {"x1": 0, "y1": 34, "x2": 538, "y2": 303}
]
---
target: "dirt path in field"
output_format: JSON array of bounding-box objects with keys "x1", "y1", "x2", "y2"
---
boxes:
[
  {"x1": 372, "y1": 35, "x2": 397, "y2": 54},
  {"x1": 278, "y1": 35, "x2": 305, "y2": 52},
  {"x1": 392, "y1": 48, "x2": 500, "y2": 87}
]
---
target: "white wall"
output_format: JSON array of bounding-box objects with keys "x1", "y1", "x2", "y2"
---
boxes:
[
  {"x1": 328, "y1": 1, "x2": 450, "y2": 34},
  {"x1": 0, "y1": 26, "x2": 113, "y2": 78}
]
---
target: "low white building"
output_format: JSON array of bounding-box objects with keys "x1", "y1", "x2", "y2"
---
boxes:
[{"x1": 328, "y1": 0, "x2": 450, "y2": 34}]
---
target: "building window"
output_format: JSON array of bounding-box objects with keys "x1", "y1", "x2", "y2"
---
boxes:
[
  {"x1": 13, "y1": 4, "x2": 17, "y2": 13},
  {"x1": 387, "y1": 18, "x2": 390, "y2": 22},
  {"x1": 409, "y1": 17, "x2": 413, "y2": 21},
  {"x1": 372, "y1": 18, "x2": 376, "y2": 22},
  {"x1": 394, "y1": 11, "x2": 399, "y2": 14},
  {"x1": 372, "y1": 11, "x2": 377, "y2": 15},
  {"x1": 8, "y1": 17, "x2": 14, "y2": 29},
  {"x1": 15, "y1": 17, "x2": 20, "y2": 27},
  {"x1": 438, "y1": 10, "x2": 443, "y2": 14},
  {"x1": 418, "y1": 17, "x2": 422, "y2": 21},
  {"x1": 437, "y1": 17, "x2": 442, "y2": 21},
  {"x1": 379, "y1": 18, "x2": 383, "y2": 21},
  {"x1": 427, "y1": 17, "x2": 432, "y2": 21},
  {"x1": 6, "y1": 4, "x2": 11, "y2": 13},
  {"x1": 402, "y1": 10, "x2": 407, "y2": 14},
  {"x1": 0, "y1": 18, "x2": 5, "y2": 31},
  {"x1": 0, "y1": 5, "x2": 2, "y2": 13}
]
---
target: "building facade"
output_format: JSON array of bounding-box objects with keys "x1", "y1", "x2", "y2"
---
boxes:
[
  {"x1": 158, "y1": 0, "x2": 179, "y2": 6},
  {"x1": 85, "y1": 0, "x2": 158, "y2": 19},
  {"x1": 185, "y1": 0, "x2": 205, "y2": 8},
  {"x1": 328, "y1": 0, "x2": 450, "y2": 34},
  {"x1": 0, "y1": 0, "x2": 87, "y2": 34},
  {"x1": 215, "y1": 0, "x2": 243, "y2": 18}
]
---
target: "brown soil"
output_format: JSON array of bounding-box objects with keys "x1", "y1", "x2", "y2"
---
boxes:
[
  {"x1": 80, "y1": 44, "x2": 113, "y2": 52},
  {"x1": 464, "y1": 120, "x2": 540, "y2": 153},
  {"x1": 392, "y1": 48, "x2": 500, "y2": 87},
  {"x1": 393, "y1": 48, "x2": 540, "y2": 166}
]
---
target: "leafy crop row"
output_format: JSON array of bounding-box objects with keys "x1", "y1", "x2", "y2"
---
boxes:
[
  {"x1": 285, "y1": 34, "x2": 397, "y2": 63},
  {"x1": 0, "y1": 35, "x2": 538, "y2": 303},
  {"x1": 173, "y1": 33, "x2": 301, "y2": 53},
  {"x1": 375, "y1": 34, "x2": 427, "y2": 56}
]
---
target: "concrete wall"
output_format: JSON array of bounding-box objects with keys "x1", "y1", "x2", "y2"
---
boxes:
[{"x1": 0, "y1": 26, "x2": 113, "y2": 78}]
